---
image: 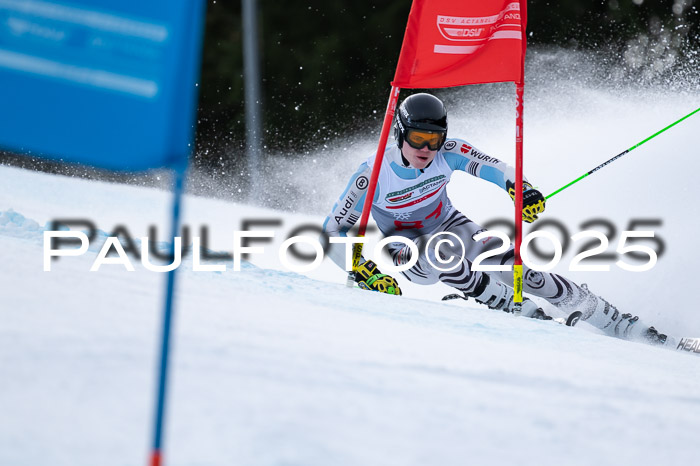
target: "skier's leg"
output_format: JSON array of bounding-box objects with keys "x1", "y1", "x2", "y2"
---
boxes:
[
  {"x1": 389, "y1": 209, "x2": 544, "y2": 317},
  {"x1": 485, "y1": 252, "x2": 666, "y2": 343},
  {"x1": 421, "y1": 210, "x2": 667, "y2": 343}
]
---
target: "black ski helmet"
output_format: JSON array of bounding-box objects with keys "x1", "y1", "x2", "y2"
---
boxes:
[{"x1": 394, "y1": 93, "x2": 448, "y2": 150}]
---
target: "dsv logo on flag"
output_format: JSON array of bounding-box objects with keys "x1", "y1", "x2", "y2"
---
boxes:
[{"x1": 434, "y1": 3, "x2": 523, "y2": 55}]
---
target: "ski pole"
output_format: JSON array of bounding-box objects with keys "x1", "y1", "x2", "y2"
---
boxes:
[{"x1": 547, "y1": 106, "x2": 700, "y2": 199}]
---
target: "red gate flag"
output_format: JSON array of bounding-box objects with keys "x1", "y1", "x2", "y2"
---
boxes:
[{"x1": 392, "y1": 0, "x2": 527, "y2": 88}]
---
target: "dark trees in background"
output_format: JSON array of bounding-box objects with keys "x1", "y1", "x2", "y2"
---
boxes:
[{"x1": 196, "y1": 0, "x2": 698, "y2": 166}]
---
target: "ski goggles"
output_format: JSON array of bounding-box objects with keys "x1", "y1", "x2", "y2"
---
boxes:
[{"x1": 404, "y1": 128, "x2": 446, "y2": 151}]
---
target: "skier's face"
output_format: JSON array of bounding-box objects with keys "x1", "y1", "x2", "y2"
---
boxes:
[{"x1": 402, "y1": 143, "x2": 437, "y2": 169}]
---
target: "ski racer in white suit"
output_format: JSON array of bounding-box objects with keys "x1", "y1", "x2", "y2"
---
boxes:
[{"x1": 323, "y1": 93, "x2": 667, "y2": 345}]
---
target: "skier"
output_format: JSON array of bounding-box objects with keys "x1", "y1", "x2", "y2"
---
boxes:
[{"x1": 323, "y1": 92, "x2": 668, "y2": 345}]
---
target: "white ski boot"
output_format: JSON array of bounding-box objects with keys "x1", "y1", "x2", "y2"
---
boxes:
[
  {"x1": 580, "y1": 284, "x2": 666, "y2": 344},
  {"x1": 467, "y1": 275, "x2": 545, "y2": 318}
]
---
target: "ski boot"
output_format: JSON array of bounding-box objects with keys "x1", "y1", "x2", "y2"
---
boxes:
[
  {"x1": 467, "y1": 275, "x2": 545, "y2": 318},
  {"x1": 642, "y1": 326, "x2": 668, "y2": 346},
  {"x1": 531, "y1": 309, "x2": 554, "y2": 321},
  {"x1": 580, "y1": 284, "x2": 659, "y2": 341}
]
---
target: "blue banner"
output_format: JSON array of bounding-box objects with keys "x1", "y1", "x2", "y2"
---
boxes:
[{"x1": 0, "y1": 0, "x2": 206, "y2": 171}]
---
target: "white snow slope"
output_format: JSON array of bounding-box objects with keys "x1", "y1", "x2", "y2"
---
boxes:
[{"x1": 2, "y1": 56, "x2": 700, "y2": 465}]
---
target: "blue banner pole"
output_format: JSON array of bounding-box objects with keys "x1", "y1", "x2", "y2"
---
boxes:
[{"x1": 150, "y1": 166, "x2": 186, "y2": 466}]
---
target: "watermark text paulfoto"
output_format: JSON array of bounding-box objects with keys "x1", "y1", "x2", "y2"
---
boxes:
[{"x1": 42, "y1": 217, "x2": 664, "y2": 273}]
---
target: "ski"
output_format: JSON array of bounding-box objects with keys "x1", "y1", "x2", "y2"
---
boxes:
[
  {"x1": 668, "y1": 336, "x2": 700, "y2": 356},
  {"x1": 441, "y1": 293, "x2": 468, "y2": 302},
  {"x1": 441, "y1": 293, "x2": 582, "y2": 327}
]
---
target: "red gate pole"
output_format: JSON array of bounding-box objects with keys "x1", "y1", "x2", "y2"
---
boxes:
[
  {"x1": 513, "y1": 82, "x2": 525, "y2": 312},
  {"x1": 346, "y1": 85, "x2": 401, "y2": 287}
]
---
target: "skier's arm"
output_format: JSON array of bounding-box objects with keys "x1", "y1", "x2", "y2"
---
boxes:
[
  {"x1": 441, "y1": 138, "x2": 546, "y2": 222},
  {"x1": 322, "y1": 162, "x2": 372, "y2": 270},
  {"x1": 322, "y1": 161, "x2": 402, "y2": 295},
  {"x1": 441, "y1": 138, "x2": 518, "y2": 191}
]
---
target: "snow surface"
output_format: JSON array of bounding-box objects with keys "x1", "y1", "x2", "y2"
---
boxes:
[{"x1": 2, "y1": 62, "x2": 700, "y2": 465}]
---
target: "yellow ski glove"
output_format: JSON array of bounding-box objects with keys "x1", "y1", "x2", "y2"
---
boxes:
[
  {"x1": 508, "y1": 181, "x2": 546, "y2": 223},
  {"x1": 354, "y1": 260, "x2": 402, "y2": 296}
]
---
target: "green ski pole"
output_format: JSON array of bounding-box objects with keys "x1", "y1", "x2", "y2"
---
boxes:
[{"x1": 547, "y1": 107, "x2": 700, "y2": 199}]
